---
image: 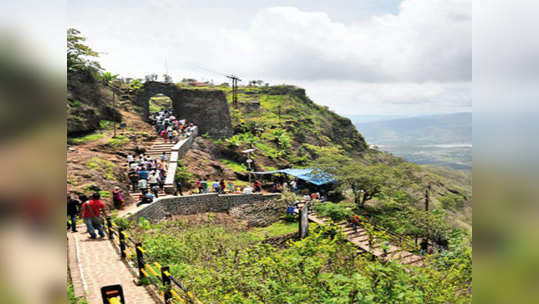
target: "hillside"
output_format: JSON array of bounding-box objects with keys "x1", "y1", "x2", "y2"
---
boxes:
[{"x1": 352, "y1": 113, "x2": 472, "y2": 169}]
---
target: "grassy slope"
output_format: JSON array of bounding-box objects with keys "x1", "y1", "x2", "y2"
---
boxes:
[{"x1": 193, "y1": 84, "x2": 472, "y2": 228}]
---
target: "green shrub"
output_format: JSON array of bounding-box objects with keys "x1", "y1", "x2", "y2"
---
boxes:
[
  {"x1": 68, "y1": 99, "x2": 81, "y2": 107},
  {"x1": 313, "y1": 202, "x2": 353, "y2": 222},
  {"x1": 175, "y1": 161, "x2": 193, "y2": 184},
  {"x1": 98, "y1": 120, "x2": 113, "y2": 129},
  {"x1": 105, "y1": 135, "x2": 130, "y2": 148},
  {"x1": 68, "y1": 133, "x2": 105, "y2": 145},
  {"x1": 85, "y1": 157, "x2": 116, "y2": 180},
  {"x1": 220, "y1": 158, "x2": 247, "y2": 173}
]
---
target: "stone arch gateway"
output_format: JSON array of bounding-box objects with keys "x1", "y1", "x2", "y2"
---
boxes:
[{"x1": 133, "y1": 81, "x2": 233, "y2": 138}]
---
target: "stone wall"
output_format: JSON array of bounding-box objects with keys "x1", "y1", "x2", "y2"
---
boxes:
[
  {"x1": 163, "y1": 126, "x2": 198, "y2": 194},
  {"x1": 134, "y1": 82, "x2": 233, "y2": 138},
  {"x1": 129, "y1": 193, "x2": 281, "y2": 223}
]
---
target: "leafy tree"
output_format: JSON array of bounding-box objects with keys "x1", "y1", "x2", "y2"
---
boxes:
[
  {"x1": 99, "y1": 71, "x2": 118, "y2": 86},
  {"x1": 162, "y1": 74, "x2": 173, "y2": 83},
  {"x1": 67, "y1": 28, "x2": 102, "y2": 73},
  {"x1": 313, "y1": 155, "x2": 392, "y2": 208},
  {"x1": 145, "y1": 74, "x2": 158, "y2": 82}
]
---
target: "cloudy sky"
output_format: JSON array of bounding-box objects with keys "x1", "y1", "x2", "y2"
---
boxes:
[{"x1": 68, "y1": 0, "x2": 471, "y2": 116}]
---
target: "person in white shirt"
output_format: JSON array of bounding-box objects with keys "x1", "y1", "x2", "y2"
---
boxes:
[
  {"x1": 147, "y1": 171, "x2": 160, "y2": 188},
  {"x1": 160, "y1": 152, "x2": 168, "y2": 162},
  {"x1": 127, "y1": 154, "x2": 134, "y2": 163}
]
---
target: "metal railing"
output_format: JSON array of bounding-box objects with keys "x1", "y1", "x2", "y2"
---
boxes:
[{"x1": 105, "y1": 217, "x2": 203, "y2": 304}]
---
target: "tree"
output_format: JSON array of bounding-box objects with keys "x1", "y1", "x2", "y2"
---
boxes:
[
  {"x1": 67, "y1": 28, "x2": 101, "y2": 73},
  {"x1": 145, "y1": 74, "x2": 158, "y2": 82},
  {"x1": 162, "y1": 74, "x2": 173, "y2": 83},
  {"x1": 313, "y1": 155, "x2": 391, "y2": 208}
]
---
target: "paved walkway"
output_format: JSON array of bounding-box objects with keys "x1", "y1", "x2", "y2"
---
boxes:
[{"x1": 67, "y1": 227, "x2": 157, "y2": 304}]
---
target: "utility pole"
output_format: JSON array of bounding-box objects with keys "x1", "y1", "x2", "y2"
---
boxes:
[
  {"x1": 113, "y1": 89, "x2": 116, "y2": 137},
  {"x1": 226, "y1": 74, "x2": 242, "y2": 106}
]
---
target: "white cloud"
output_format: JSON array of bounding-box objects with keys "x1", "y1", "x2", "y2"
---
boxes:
[
  {"x1": 209, "y1": 0, "x2": 471, "y2": 83},
  {"x1": 68, "y1": 0, "x2": 471, "y2": 115}
]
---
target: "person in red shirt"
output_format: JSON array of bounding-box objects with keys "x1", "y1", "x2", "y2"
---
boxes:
[{"x1": 79, "y1": 192, "x2": 108, "y2": 239}]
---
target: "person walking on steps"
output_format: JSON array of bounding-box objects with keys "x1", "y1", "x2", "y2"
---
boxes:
[
  {"x1": 136, "y1": 190, "x2": 154, "y2": 207},
  {"x1": 79, "y1": 192, "x2": 107, "y2": 239},
  {"x1": 128, "y1": 168, "x2": 139, "y2": 192},
  {"x1": 420, "y1": 238, "x2": 429, "y2": 256},
  {"x1": 112, "y1": 187, "x2": 124, "y2": 209},
  {"x1": 350, "y1": 214, "x2": 360, "y2": 233},
  {"x1": 175, "y1": 178, "x2": 183, "y2": 196},
  {"x1": 67, "y1": 193, "x2": 80, "y2": 232}
]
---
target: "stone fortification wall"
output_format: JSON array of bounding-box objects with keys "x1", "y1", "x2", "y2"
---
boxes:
[{"x1": 129, "y1": 193, "x2": 281, "y2": 223}]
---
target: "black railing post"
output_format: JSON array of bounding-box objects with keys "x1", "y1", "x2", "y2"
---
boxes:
[
  {"x1": 119, "y1": 228, "x2": 126, "y2": 259},
  {"x1": 107, "y1": 217, "x2": 113, "y2": 240},
  {"x1": 135, "y1": 242, "x2": 144, "y2": 279},
  {"x1": 161, "y1": 266, "x2": 172, "y2": 303}
]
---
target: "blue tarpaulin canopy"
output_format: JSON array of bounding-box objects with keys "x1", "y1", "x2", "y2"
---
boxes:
[{"x1": 251, "y1": 168, "x2": 335, "y2": 186}]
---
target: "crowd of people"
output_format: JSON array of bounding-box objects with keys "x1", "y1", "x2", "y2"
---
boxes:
[
  {"x1": 127, "y1": 152, "x2": 168, "y2": 206},
  {"x1": 149, "y1": 109, "x2": 197, "y2": 144}
]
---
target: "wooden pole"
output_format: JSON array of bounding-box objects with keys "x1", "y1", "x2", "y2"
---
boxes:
[
  {"x1": 299, "y1": 203, "x2": 309, "y2": 238},
  {"x1": 113, "y1": 89, "x2": 117, "y2": 138}
]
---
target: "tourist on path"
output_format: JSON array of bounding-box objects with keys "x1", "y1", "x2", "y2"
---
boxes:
[
  {"x1": 219, "y1": 179, "x2": 226, "y2": 194},
  {"x1": 212, "y1": 180, "x2": 220, "y2": 193},
  {"x1": 67, "y1": 194, "x2": 80, "y2": 232},
  {"x1": 138, "y1": 178, "x2": 148, "y2": 192},
  {"x1": 147, "y1": 171, "x2": 160, "y2": 189},
  {"x1": 136, "y1": 190, "x2": 154, "y2": 207},
  {"x1": 420, "y1": 239, "x2": 429, "y2": 256},
  {"x1": 290, "y1": 180, "x2": 298, "y2": 194},
  {"x1": 196, "y1": 180, "x2": 202, "y2": 193},
  {"x1": 160, "y1": 152, "x2": 168, "y2": 162},
  {"x1": 128, "y1": 169, "x2": 139, "y2": 191},
  {"x1": 112, "y1": 187, "x2": 124, "y2": 209},
  {"x1": 79, "y1": 192, "x2": 107, "y2": 239},
  {"x1": 201, "y1": 179, "x2": 208, "y2": 193},
  {"x1": 350, "y1": 214, "x2": 360, "y2": 233},
  {"x1": 176, "y1": 179, "x2": 183, "y2": 196}
]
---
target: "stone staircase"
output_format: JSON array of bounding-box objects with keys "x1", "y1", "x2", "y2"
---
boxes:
[
  {"x1": 307, "y1": 213, "x2": 425, "y2": 267},
  {"x1": 127, "y1": 141, "x2": 175, "y2": 202}
]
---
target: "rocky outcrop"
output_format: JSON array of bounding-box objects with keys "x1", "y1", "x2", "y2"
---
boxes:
[{"x1": 67, "y1": 69, "x2": 121, "y2": 136}]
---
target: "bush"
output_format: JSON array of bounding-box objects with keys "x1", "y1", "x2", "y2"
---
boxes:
[
  {"x1": 105, "y1": 135, "x2": 130, "y2": 148},
  {"x1": 220, "y1": 158, "x2": 247, "y2": 173},
  {"x1": 175, "y1": 161, "x2": 193, "y2": 184},
  {"x1": 85, "y1": 157, "x2": 116, "y2": 180},
  {"x1": 313, "y1": 202, "x2": 353, "y2": 222},
  {"x1": 68, "y1": 133, "x2": 105, "y2": 145}
]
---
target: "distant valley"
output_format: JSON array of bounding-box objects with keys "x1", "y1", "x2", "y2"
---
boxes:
[{"x1": 349, "y1": 112, "x2": 472, "y2": 170}]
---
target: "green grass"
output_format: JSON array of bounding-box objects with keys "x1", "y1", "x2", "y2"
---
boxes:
[
  {"x1": 252, "y1": 220, "x2": 297, "y2": 238},
  {"x1": 98, "y1": 120, "x2": 114, "y2": 129},
  {"x1": 105, "y1": 135, "x2": 130, "y2": 148},
  {"x1": 68, "y1": 283, "x2": 88, "y2": 304},
  {"x1": 67, "y1": 133, "x2": 105, "y2": 145},
  {"x1": 85, "y1": 157, "x2": 116, "y2": 180},
  {"x1": 220, "y1": 158, "x2": 248, "y2": 173},
  {"x1": 149, "y1": 96, "x2": 172, "y2": 113}
]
